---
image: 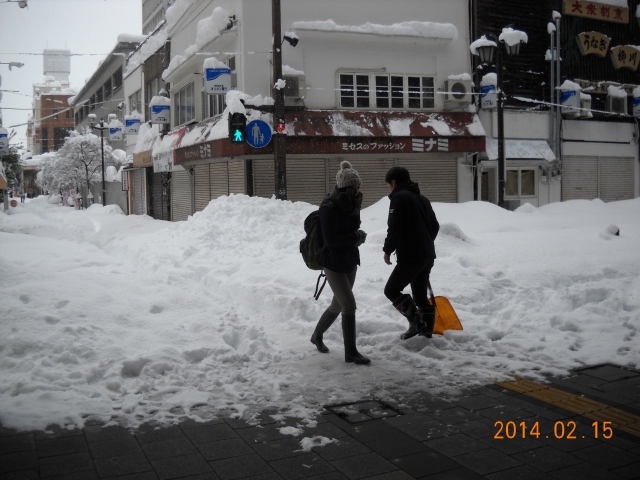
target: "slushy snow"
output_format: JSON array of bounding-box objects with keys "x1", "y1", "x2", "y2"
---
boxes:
[{"x1": 1, "y1": 194, "x2": 639, "y2": 432}]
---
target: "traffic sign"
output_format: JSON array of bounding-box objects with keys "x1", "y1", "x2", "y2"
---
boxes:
[
  {"x1": 10, "y1": 199, "x2": 17, "y2": 207},
  {"x1": 246, "y1": 120, "x2": 272, "y2": 148}
]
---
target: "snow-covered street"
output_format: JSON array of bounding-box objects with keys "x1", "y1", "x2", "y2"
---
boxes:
[{"x1": 1, "y1": 195, "x2": 639, "y2": 432}]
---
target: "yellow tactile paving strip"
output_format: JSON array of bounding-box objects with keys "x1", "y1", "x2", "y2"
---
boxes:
[{"x1": 496, "y1": 377, "x2": 640, "y2": 437}]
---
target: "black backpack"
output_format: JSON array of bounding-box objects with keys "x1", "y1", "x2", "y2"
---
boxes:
[{"x1": 300, "y1": 202, "x2": 331, "y2": 299}]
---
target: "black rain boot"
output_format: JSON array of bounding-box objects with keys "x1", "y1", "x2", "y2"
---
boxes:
[
  {"x1": 342, "y1": 313, "x2": 370, "y2": 365},
  {"x1": 417, "y1": 305, "x2": 436, "y2": 338},
  {"x1": 310, "y1": 309, "x2": 340, "y2": 353},
  {"x1": 393, "y1": 294, "x2": 426, "y2": 340}
]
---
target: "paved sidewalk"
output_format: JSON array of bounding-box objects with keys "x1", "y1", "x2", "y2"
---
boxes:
[{"x1": 1, "y1": 364, "x2": 639, "y2": 479}]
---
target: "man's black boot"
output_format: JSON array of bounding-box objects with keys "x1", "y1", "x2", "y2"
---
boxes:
[
  {"x1": 417, "y1": 305, "x2": 436, "y2": 338},
  {"x1": 393, "y1": 294, "x2": 427, "y2": 340}
]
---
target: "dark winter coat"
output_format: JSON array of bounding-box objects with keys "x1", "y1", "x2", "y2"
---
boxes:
[
  {"x1": 383, "y1": 181, "x2": 439, "y2": 263},
  {"x1": 318, "y1": 187, "x2": 362, "y2": 273}
]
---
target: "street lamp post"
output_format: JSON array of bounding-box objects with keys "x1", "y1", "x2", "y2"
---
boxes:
[
  {"x1": 471, "y1": 29, "x2": 527, "y2": 208},
  {"x1": 88, "y1": 114, "x2": 108, "y2": 207}
]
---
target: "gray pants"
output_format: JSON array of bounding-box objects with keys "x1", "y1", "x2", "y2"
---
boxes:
[{"x1": 325, "y1": 266, "x2": 357, "y2": 315}]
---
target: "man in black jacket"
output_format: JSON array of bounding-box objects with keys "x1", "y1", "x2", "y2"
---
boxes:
[{"x1": 383, "y1": 167, "x2": 440, "y2": 339}]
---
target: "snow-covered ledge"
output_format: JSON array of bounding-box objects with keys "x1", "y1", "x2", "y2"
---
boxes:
[{"x1": 291, "y1": 19, "x2": 458, "y2": 45}]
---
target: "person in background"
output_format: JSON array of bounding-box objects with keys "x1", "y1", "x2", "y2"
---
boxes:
[
  {"x1": 382, "y1": 166, "x2": 440, "y2": 339},
  {"x1": 310, "y1": 161, "x2": 370, "y2": 365}
]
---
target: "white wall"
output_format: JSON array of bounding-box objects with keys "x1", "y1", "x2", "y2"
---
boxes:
[{"x1": 124, "y1": 64, "x2": 144, "y2": 155}]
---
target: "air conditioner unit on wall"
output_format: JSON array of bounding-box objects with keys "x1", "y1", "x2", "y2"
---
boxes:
[
  {"x1": 606, "y1": 95, "x2": 627, "y2": 115},
  {"x1": 444, "y1": 80, "x2": 472, "y2": 104}
]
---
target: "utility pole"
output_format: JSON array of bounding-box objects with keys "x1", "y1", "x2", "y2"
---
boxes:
[{"x1": 272, "y1": 0, "x2": 287, "y2": 200}]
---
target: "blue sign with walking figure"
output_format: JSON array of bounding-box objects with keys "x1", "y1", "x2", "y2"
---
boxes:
[{"x1": 246, "y1": 120, "x2": 272, "y2": 148}]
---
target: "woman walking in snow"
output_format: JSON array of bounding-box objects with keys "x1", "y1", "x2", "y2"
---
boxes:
[
  {"x1": 310, "y1": 161, "x2": 370, "y2": 365},
  {"x1": 383, "y1": 166, "x2": 440, "y2": 339}
]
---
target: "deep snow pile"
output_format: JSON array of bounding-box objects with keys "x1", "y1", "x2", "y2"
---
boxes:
[{"x1": 1, "y1": 194, "x2": 639, "y2": 431}]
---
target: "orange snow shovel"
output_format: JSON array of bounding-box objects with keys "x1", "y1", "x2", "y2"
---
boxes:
[{"x1": 427, "y1": 281, "x2": 463, "y2": 335}]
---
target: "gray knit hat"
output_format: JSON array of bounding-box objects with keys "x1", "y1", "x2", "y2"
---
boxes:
[{"x1": 336, "y1": 161, "x2": 362, "y2": 188}]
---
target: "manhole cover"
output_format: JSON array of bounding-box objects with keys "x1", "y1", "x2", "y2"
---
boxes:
[{"x1": 325, "y1": 400, "x2": 403, "y2": 424}]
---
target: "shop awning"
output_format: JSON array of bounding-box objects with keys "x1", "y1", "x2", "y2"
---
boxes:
[
  {"x1": 485, "y1": 138, "x2": 556, "y2": 162},
  {"x1": 172, "y1": 110, "x2": 486, "y2": 165}
]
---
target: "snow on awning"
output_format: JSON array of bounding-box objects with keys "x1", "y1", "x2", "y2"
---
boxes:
[
  {"x1": 172, "y1": 110, "x2": 486, "y2": 165},
  {"x1": 485, "y1": 138, "x2": 556, "y2": 162}
]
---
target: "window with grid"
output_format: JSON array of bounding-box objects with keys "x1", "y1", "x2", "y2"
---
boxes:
[
  {"x1": 340, "y1": 73, "x2": 435, "y2": 110},
  {"x1": 96, "y1": 86, "x2": 103, "y2": 105},
  {"x1": 174, "y1": 82, "x2": 195, "y2": 126},
  {"x1": 202, "y1": 91, "x2": 226, "y2": 119},
  {"x1": 129, "y1": 89, "x2": 142, "y2": 115},
  {"x1": 146, "y1": 76, "x2": 163, "y2": 109},
  {"x1": 340, "y1": 74, "x2": 370, "y2": 108}
]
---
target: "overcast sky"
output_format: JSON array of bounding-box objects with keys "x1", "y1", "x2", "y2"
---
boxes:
[{"x1": 0, "y1": 0, "x2": 142, "y2": 150}]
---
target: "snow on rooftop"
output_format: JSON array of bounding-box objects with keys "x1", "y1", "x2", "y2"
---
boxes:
[
  {"x1": 292, "y1": 19, "x2": 458, "y2": 41},
  {"x1": 608, "y1": 85, "x2": 627, "y2": 98},
  {"x1": 125, "y1": 28, "x2": 169, "y2": 77},
  {"x1": 117, "y1": 33, "x2": 147, "y2": 44},
  {"x1": 486, "y1": 138, "x2": 556, "y2": 161}
]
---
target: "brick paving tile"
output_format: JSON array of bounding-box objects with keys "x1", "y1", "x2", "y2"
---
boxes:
[
  {"x1": 311, "y1": 436, "x2": 371, "y2": 461},
  {"x1": 331, "y1": 452, "x2": 398, "y2": 479},
  {"x1": 391, "y1": 449, "x2": 461, "y2": 478},
  {"x1": 473, "y1": 405, "x2": 536, "y2": 422},
  {"x1": 359, "y1": 471, "x2": 413, "y2": 480},
  {"x1": 239, "y1": 474, "x2": 283, "y2": 480},
  {"x1": 570, "y1": 442, "x2": 640, "y2": 470},
  {"x1": 36, "y1": 435, "x2": 88, "y2": 458},
  {"x1": 548, "y1": 461, "x2": 626, "y2": 480},
  {"x1": 269, "y1": 453, "x2": 336, "y2": 479},
  {"x1": 485, "y1": 465, "x2": 555, "y2": 480},
  {"x1": 452, "y1": 448, "x2": 523, "y2": 476},
  {"x1": 251, "y1": 437, "x2": 308, "y2": 462},
  {"x1": 301, "y1": 421, "x2": 350, "y2": 440},
  {"x1": 84, "y1": 425, "x2": 133, "y2": 443},
  {"x1": 196, "y1": 438, "x2": 256, "y2": 462},
  {"x1": 394, "y1": 419, "x2": 459, "y2": 442},
  {"x1": 151, "y1": 453, "x2": 213, "y2": 480},
  {"x1": 451, "y1": 419, "x2": 495, "y2": 440},
  {"x1": 93, "y1": 452, "x2": 153, "y2": 478},
  {"x1": 456, "y1": 394, "x2": 505, "y2": 412},
  {"x1": 0, "y1": 470, "x2": 40, "y2": 480},
  {"x1": 0, "y1": 435, "x2": 36, "y2": 455},
  {"x1": 0, "y1": 451, "x2": 39, "y2": 474},
  {"x1": 179, "y1": 418, "x2": 226, "y2": 430},
  {"x1": 88, "y1": 435, "x2": 143, "y2": 459},
  {"x1": 512, "y1": 445, "x2": 582, "y2": 472},
  {"x1": 103, "y1": 472, "x2": 159, "y2": 480},
  {"x1": 236, "y1": 425, "x2": 291, "y2": 445},
  {"x1": 417, "y1": 467, "x2": 485, "y2": 479},
  {"x1": 185, "y1": 424, "x2": 239, "y2": 444},
  {"x1": 42, "y1": 472, "x2": 99, "y2": 480},
  {"x1": 142, "y1": 436, "x2": 199, "y2": 460},
  {"x1": 479, "y1": 434, "x2": 551, "y2": 455},
  {"x1": 136, "y1": 425, "x2": 187, "y2": 444},
  {"x1": 209, "y1": 453, "x2": 274, "y2": 480},
  {"x1": 425, "y1": 433, "x2": 489, "y2": 457},
  {"x1": 337, "y1": 419, "x2": 429, "y2": 459},
  {"x1": 38, "y1": 451, "x2": 95, "y2": 478},
  {"x1": 424, "y1": 407, "x2": 483, "y2": 426},
  {"x1": 612, "y1": 461, "x2": 640, "y2": 479}
]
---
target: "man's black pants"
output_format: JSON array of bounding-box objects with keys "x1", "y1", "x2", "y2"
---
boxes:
[{"x1": 384, "y1": 259, "x2": 434, "y2": 307}]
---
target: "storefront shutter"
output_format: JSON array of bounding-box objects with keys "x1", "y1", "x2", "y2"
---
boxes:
[
  {"x1": 562, "y1": 156, "x2": 599, "y2": 201},
  {"x1": 171, "y1": 169, "x2": 192, "y2": 222},
  {"x1": 194, "y1": 164, "x2": 210, "y2": 212},
  {"x1": 599, "y1": 157, "x2": 634, "y2": 202},
  {"x1": 253, "y1": 159, "x2": 275, "y2": 198},
  {"x1": 151, "y1": 172, "x2": 169, "y2": 221},
  {"x1": 210, "y1": 162, "x2": 228, "y2": 199},
  {"x1": 228, "y1": 160, "x2": 246, "y2": 194},
  {"x1": 132, "y1": 168, "x2": 145, "y2": 215},
  {"x1": 286, "y1": 158, "x2": 327, "y2": 205},
  {"x1": 402, "y1": 157, "x2": 458, "y2": 203}
]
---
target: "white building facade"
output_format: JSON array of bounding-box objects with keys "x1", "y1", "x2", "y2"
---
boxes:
[{"x1": 148, "y1": 0, "x2": 485, "y2": 221}]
